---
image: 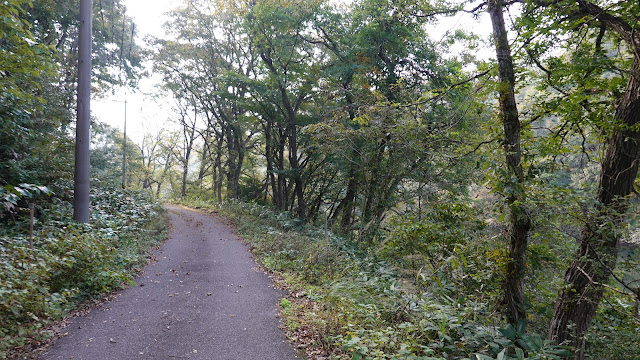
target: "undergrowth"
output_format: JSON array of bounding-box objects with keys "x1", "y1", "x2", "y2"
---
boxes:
[
  {"x1": 0, "y1": 187, "x2": 166, "y2": 359},
  {"x1": 181, "y1": 199, "x2": 577, "y2": 360}
]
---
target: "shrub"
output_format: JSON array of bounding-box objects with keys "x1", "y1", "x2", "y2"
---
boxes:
[{"x1": 0, "y1": 187, "x2": 166, "y2": 357}]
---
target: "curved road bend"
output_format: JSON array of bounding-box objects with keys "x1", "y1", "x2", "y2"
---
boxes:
[{"x1": 41, "y1": 204, "x2": 300, "y2": 360}]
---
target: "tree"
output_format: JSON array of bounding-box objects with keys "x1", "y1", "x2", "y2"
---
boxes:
[
  {"x1": 487, "y1": 0, "x2": 531, "y2": 326},
  {"x1": 152, "y1": 0, "x2": 259, "y2": 201},
  {"x1": 173, "y1": 99, "x2": 200, "y2": 199},
  {"x1": 0, "y1": 0, "x2": 57, "y2": 186},
  {"x1": 245, "y1": 0, "x2": 328, "y2": 218},
  {"x1": 90, "y1": 121, "x2": 144, "y2": 189},
  {"x1": 300, "y1": 0, "x2": 480, "y2": 235},
  {"x1": 516, "y1": 0, "x2": 640, "y2": 357},
  {"x1": 1, "y1": 0, "x2": 142, "y2": 221}
]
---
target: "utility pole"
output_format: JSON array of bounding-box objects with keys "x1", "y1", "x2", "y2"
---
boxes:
[
  {"x1": 73, "y1": 0, "x2": 92, "y2": 223},
  {"x1": 122, "y1": 98, "x2": 127, "y2": 189}
]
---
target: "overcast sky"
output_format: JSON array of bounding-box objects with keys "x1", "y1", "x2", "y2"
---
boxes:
[{"x1": 92, "y1": 0, "x2": 181, "y2": 144}]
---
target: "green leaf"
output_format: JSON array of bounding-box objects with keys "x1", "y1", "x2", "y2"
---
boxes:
[
  {"x1": 515, "y1": 347, "x2": 524, "y2": 360},
  {"x1": 498, "y1": 325, "x2": 517, "y2": 341}
]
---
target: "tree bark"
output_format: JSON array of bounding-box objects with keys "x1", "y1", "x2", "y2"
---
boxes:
[
  {"x1": 282, "y1": 89, "x2": 306, "y2": 218},
  {"x1": 264, "y1": 119, "x2": 278, "y2": 205},
  {"x1": 277, "y1": 125, "x2": 288, "y2": 210},
  {"x1": 549, "y1": 55, "x2": 640, "y2": 359},
  {"x1": 225, "y1": 124, "x2": 238, "y2": 199},
  {"x1": 197, "y1": 137, "x2": 210, "y2": 188},
  {"x1": 180, "y1": 110, "x2": 197, "y2": 199},
  {"x1": 488, "y1": 0, "x2": 531, "y2": 326},
  {"x1": 213, "y1": 131, "x2": 224, "y2": 204},
  {"x1": 234, "y1": 133, "x2": 245, "y2": 198},
  {"x1": 331, "y1": 76, "x2": 359, "y2": 232},
  {"x1": 156, "y1": 150, "x2": 173, "y2": 198},
  {"x1": 331, "y1": 165, "x2": 358, "y2": 231}
]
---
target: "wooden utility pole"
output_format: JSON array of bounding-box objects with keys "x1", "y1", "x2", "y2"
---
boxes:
[{"x1": 73, "y1": 0, "x2": 92, "y2": 223}]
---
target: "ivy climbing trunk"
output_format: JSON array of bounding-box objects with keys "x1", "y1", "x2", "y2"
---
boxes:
[{"x1": 487, "y1": 0, "x2": 531, "y2": 326}]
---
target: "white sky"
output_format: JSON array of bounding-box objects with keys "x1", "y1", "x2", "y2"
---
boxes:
[
  {"x1": 92, "y1": 0, "x2": 181, "y2": 144},
  {"x1": 92, "y1": 0, "x2": 494, "y2": 144}
]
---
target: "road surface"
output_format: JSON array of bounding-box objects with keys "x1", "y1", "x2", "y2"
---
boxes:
[{"x1": 41, "y1": 204, "x2": 300, "y2": 360}]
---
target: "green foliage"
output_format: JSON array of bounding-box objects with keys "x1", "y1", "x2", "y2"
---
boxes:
[
  {"x1": 0, "y1": 0, "x2": 55, "y2": 103},
  {"x1": 184, "y1": 200, "x2": 507, "y2": 358},
  {"x1": 0, "y1": 183, "x2": 51, "y2": 216},
  {"x1": 0, "y1": 0, "x2": 58, "y2": 187},
  {"x1": 136, "y1": 0, "x2": 640, "y2": 359},
  {"x1": 280, "y1": 297, "x2": 292, "y2": 310},
  {"x1": 1, "y1": 0, "x2": 143, "y2": 193},
  {"x1": 473, "y1": 320, "x2": 572, "y2": 360},
  {"x1": 382, "y1": 201, "x2": 485, "y2": 262},
  {"x1": 189, "y1": 190, "x2": 636, "y2": 359},
  {"x1": 207, "y1": 200, "x2": 348, "y2": 284},
  {"x1": 90, "y1": 121, "x2": 146, "y2": 189},
  {"x1": 584, "y1": 288, "x2": 640, "y2": 360},
  {"x1": 0, "y1": 187, "x2": 166, "y2": 357}
]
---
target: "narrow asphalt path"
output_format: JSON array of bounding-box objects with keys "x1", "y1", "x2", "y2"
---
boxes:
[{"x1": 41, "y1": 204, "x2": 300, "y2": 360}]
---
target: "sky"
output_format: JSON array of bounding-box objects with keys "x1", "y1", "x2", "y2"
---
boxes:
[
  {"x1": 92, "y1": 0, "x2": 182, "y2": 144},
  {"x1": 92, "y1": 0, "x2": 494, "y2": 144}
]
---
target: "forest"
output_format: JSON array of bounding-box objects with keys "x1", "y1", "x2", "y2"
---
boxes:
[{"x1": 1, "y1": 0, "x2": 640, "y2": 359}]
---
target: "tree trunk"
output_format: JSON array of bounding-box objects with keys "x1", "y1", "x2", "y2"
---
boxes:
[
  {"x1": 234, "y1": 133, "x2": 245, "y2": 198},
  {"x1": 282, "y1": 93, "x2": 306, "y2": 218},
  {"x1": 330, "y1": 165, "x2": 358, "y2": 232},
  {"x1": 213, "y1": 132, "x2": 224, "y2": 204},
  {"x1": 156, "y1": 150, "x2": 173, "y2": 198},
  {"x1": 225, "y1": 124, "x2": 238, "y2": 199},
  {"x1": 332, "y1": 76, "x2": 359, "y2": 232},
  {"x1": 259, "y1": 49, "x2": 307, "y2": 218},
  {"x1": 549, "y1": 56, "x2": 640, "y2": 359},
  {"x1": 197, "y1": 138, "x2": 210, "y2": 188},
  {"x1": 264, "y1": 119, "x2": 277, "y2": 205},
  {"x1": 181, "y1": 161, "x2": 189, "y2": 198},
  {"x1": 488, "y1": 0, "x2": 531, "y2": 326},
  {"x1": 362, "y1": 142, "x2": 386, "y2": 227},
  {"x1": 277, "y1": 126, "x2": 288, "y2": 210},
  {"x1": 178, "y1": 107, "x2": 198, "y2": 199}
]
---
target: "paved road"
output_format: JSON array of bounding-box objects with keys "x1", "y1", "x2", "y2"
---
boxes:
[{"x1": 41, "y1": 204, "x2": 300, "y2": 360}]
